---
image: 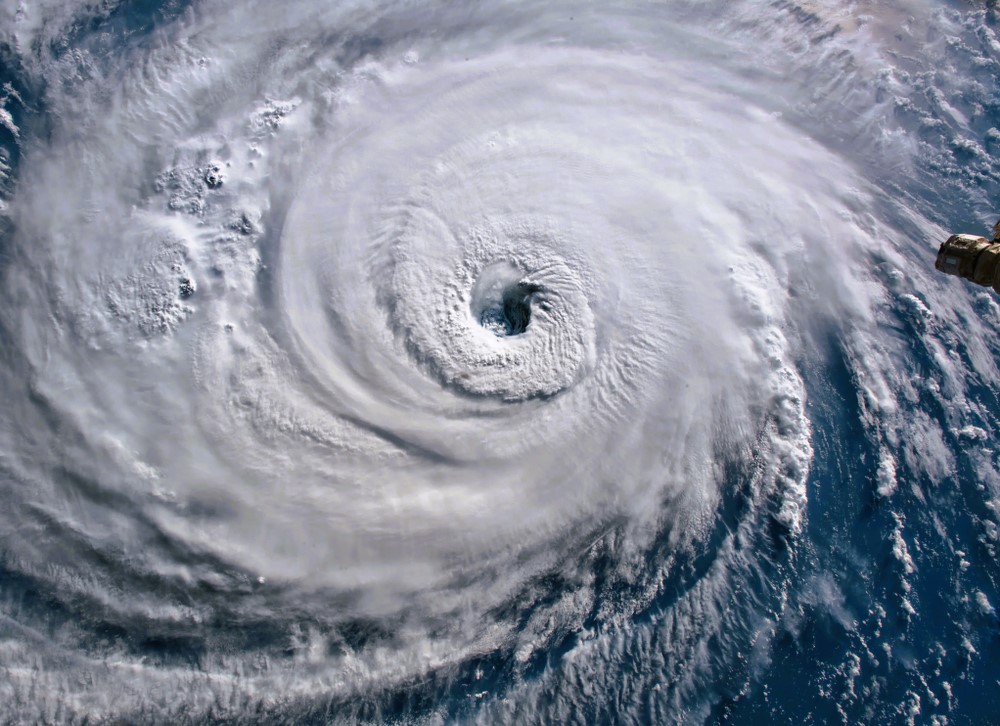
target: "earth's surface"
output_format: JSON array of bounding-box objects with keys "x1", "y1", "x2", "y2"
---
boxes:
[{"x1": 1, "y1": 1, "x2": 999, "y2": 723}]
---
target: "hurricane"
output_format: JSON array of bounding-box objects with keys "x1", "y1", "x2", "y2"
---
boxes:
[{"x1": 1, "y1": 0, "x2": 999, "y2": 723}]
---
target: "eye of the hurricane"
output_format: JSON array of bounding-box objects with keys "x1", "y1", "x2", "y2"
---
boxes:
[
  {"x1": 480, "y1": 281, "x2": 541, "y2": 337},
  {"x1": 470, "y1": 261, "x2": 540, "y2": 338}
]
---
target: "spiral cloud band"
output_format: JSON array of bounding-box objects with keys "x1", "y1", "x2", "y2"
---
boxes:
[{"x1": 2, "y1": 0, "x2": 999, "y2": 723}]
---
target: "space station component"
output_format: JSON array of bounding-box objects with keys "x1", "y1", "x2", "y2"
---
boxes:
[{"x1": 935, "y1": 220, "x2": 1000, "y2": 294}]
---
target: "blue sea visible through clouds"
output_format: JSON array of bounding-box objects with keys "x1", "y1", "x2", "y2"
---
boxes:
[{"x1": 1, "y1": 1, "x2": 999, "y2": 723}]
